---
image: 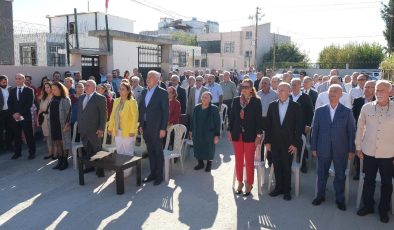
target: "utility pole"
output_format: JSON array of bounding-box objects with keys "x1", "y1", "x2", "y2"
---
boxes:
[{"x1": 254, "y1": 7, "x2": 261, "y2": 69}]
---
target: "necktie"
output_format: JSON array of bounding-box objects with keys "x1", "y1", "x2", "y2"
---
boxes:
[
  {"x1": 83, "y1": 95, "x2": 90, "y2": 110},
  {"x1": 17, "y1": 88, "x2": 21, "y2": 101}
]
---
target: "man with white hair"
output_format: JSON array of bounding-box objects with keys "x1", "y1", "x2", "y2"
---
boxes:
[
  {"x1": 315, "y1": 76, "x2": 352, "y2": 109},
  {"x1": 349, "y1": 74, "x2": 368, "y2": 101},
  {"x1": 311, "y1": 84, "x2": 356, "y2": 211},
  {"x1": 356, "y1": 80, "x2": 394, "y2": 223},
  {"x1": 139, "y1": 70, "x2": 169, "y2": 186},
  {"x1": 170, "y1": 75, "x2": 187, "y2": 114},
  {"x1": 317, "y1": 69, "x2": 339, "y2": 93},
  {"x1": 131, "y1": 76, "x2": 144, "y2": 104},
  {"x1": 265, "y1": 82, "x2": 303, "y2": 201},
  {"x1": 206, "y1": 74, "x2": 223, "y2": 109}
]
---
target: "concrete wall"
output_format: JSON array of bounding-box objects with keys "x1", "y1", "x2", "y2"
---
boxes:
[
  {"x1": 0, "y1": 65, "x2": 79, "y2": 86},
  {"x1": 0, "y1": 0, "x2": 15, "y2": 65},
  {"x1": 112, "y1": 40, "x2": 139, "y2": 72}
]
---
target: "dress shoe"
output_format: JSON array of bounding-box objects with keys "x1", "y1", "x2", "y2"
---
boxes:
[
  {"x1": 379, "y1": 210, "x2": 389, "y2": 223},
  {"x1": 269, "y1": 189, "x2": 283, "y2": 197},
  {"x1": 312, "y1": 196, "x2": 325, "y2": 206},
  {"x1": 357, "y1": 207, "x2": 374, "y2": 216},
  {"x1": 243, "y1": 185, "x2": 253, "y2": 197},
  {"x1": 52, "y1": 158, "x2": 62, "y2": 169},
  {"x1": 235, "y1": 183, "x2": 244, "y2": 195},
  {"x1": 153, "y1": 179, "x2": 162, "y2": 186},
  {"x1": 194, "y1": 160, "x2": 204, "y2": 170},
  {"x1": 83, "y1": 167, "x2": 95, "y2": 174},
  {"x1": 58, "y1": 157, "x2": 69, "y2": 170},
  {"x1": 11, "y1": 154, "x2": 21, "y2": 159},
  {"x1": 44, "y1": 155, "x2": 54, "y2": 160},
  {"x1": 28, "y1": 154, "x2": 35, "y2": 160},
  {"x1": 336, "y1": 202, "x2": 346, "y2": 211},
  {"x1": 143, "y1": 175, "x2": 156, "y2": 183},
  {"x1": 283, "y1": 193, "x2": 292, "y2": 201},
  {"x1": 205, "y1": 161, "x2": 212, "y2": 172}
]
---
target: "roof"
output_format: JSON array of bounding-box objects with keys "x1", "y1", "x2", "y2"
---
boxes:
[{"x1": 46, "y1": 11, "x2": 135, "y2": 22}]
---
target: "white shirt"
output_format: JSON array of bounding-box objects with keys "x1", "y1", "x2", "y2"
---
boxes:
[
  {"x1": 350, "y1": 87, "x2": 363, "y2": 101},
  {"x1": 1, "y1": 87, "x2": 9, "y2": 110},
  {"x1": 278, "y1": 98, "x2": 289, "y2": 125},
  {"x1": 195, "y1": 86, "x2": 202, "y2": 106},
  {"x1": 329, "y1": 104, "x2": 338, "y2": 122},
  {"x1": 315, "y1": 91, "x2": 352, "y2": 109},
  {"x1": 291, "y1": 91, "x2": 302, "y2": 102},
  {"x1": 206, "y1": 83, "x2": 223, "y2": 103}
]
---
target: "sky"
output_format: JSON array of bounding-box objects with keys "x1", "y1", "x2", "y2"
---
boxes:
[{"x1": 13, "y1": 0, "x2": 387, "y2": 62}]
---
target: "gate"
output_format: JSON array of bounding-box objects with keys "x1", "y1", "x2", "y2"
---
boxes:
[
  {"x1": 138, "y1": 45, "x2": 162, "y2": 84},
  {"x1": 81, "y1": 55, "x2": 100, "y2": 82}
]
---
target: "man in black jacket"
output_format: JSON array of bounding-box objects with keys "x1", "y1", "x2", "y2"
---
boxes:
[
  {"x1": 265, "y1": 82, "x2": 303, "y2": 200},
  {"x1": 170, "y1": 75, "x2": 186, "y2": 114},
  {"x1": 302, "y1": 76, "x2": 318, "y2": 109},
  {"x1": 290, "y1": 78, "x2": 314, "y2": 173},
  {"x1": 7, "y1": 73, "x2": 36, "y2": 159},
  {"x1": 352, "y1": 80, "x2": 375, "y2": 180},
  {"x1": 0, "y1": 75, "x2": 13, "y2": 151}
]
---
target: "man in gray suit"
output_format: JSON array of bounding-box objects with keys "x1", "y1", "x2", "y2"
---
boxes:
[
  {"x1": 77, "y1": 80, "x2": 107, "y2": 173},
  {"x1": 131, "y1": 76, "x2": 144, "y2": 104},
  {"x1": 187, "y1": 76, "x2": 208, "y2": 117},
  {"x1": 139, "y1": 70, "x2": 169, "y2": 186}
]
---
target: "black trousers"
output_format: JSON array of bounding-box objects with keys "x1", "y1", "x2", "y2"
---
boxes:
[
  {"x1": 272, "y1": 146, "x2": 293, "y2": 194},
  {"x1": 143, "y1": 125, "x2": 164, "y2": 180},
  {"x1": 223, "y1": 99, "x2": 233, "y2": 118},
  {"x1": 361, "y1": 155, "x2": 393, "y2": 212},
  {"x1": 0, "y1": 110, "x2": 13, "y2": 149},
  {"x1": 13, "y1": 119, "x2": 36, "y2": 156}
]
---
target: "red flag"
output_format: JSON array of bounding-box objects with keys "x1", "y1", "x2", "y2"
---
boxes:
[{"x1": 105, "y1": 0, "x2": 109, "y2": 13}]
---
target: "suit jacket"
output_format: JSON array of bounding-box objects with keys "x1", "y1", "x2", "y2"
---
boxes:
[
  {"x1": 77, "y1": 92, "x2": 107, "y2": 135},
  {"x1": 290, "y1": 93, "x2": 314, "y2": 129},
  {"x1": 352, "y1": 96, "x2": 375, "y2": 124},
  {"x1": 304, "y1": 88, "x2": 318, "y2": 109},
  {"x1": 311, "y1": 103, "x2": 356, "y2": 156},
  {"x1": 160, "y1": 81, "x2": 167, "y2": 89},
  {"x1": 176, "y1": 86, "x2": 187, "y2": 114},
  {"x1": 265, "y1": 100, "x2": 303, "y2": 150},
  {"x1": 0, "y1": 86, "x2": 11, "y2": 110},
  {"x1": 7, "y1": 86, "x2": 34, "y2": 121},
  {"x1": 228, "y1": 96, "x2": 263, "y2": 142},
  {"x1": 187, "y1": 86, "x2": 208, "y2": 116},
  {"x1": 138, "y1": 86, "x2": 169, "y2": 133}
]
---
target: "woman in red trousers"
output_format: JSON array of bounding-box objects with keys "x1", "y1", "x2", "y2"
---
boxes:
[{"x1": 228, "y1": 79, "x2": 263, "y2": 196}]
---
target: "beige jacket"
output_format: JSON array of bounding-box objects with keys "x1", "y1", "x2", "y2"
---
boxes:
[{"x1": 355, "y1": 101, "x2": 394, "y2": 158}]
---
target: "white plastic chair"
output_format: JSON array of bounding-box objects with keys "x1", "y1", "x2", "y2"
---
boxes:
[
  {"x1": 232, "y1": 139, "x2": 265, "y2": 195},
  {"x1": 164, "y1": 124, "x2": 187, "y2": 182},
  {"x1": 356, "y1": 159, "x2": 394, "y2": 214},
  {"x1": 267, "y1": 135, "x2": 306, "y2": 197},
  {"x1": 133, "y1": 135, "x2": 147, "y2": 157},
  {"x1": 71, "y1": 122, "x2": 83, "y2": 170},
  {"x1": 102, "y1": 122, "x2": 116, "y2": 153},
  {"x1": 314, "y1": 159, "x2": 351, "y2": 206}
]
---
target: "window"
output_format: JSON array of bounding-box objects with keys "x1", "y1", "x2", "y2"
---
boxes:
[
  {"x1": 48, "y1": 44, "x2": 66, "y2": 66},
  {"x1": 223, "y1": 42, "x2": 235, "y2": 53},
  {"x1": 245, "y1": 31, "x2": 253, "y2": 40},
  {"x1": 20, "y1": 44, "x2": 37, "y2": 66},
  {"x1": 245, "y1": 50, "x2": 252, "y2": 57},
  {"x1": 198, "y1": 40, "x2": 221, "y2": 53}
]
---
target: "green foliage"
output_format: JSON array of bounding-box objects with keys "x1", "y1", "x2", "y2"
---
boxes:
[
  {"x1": 171, "y1": 31, "x2": 197, "y2": 46},
  {"x1": 261, "y1": 43, "x2": 309, "y2": 70},
  {"x1": 381, "y1": 0, "x2": 394, "y2": 53},
  {"x1": 318, "y1": 43, "x2": 384, "y2": 69}
]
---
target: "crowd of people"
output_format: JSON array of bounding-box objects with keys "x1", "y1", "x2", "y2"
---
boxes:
[{"x1": 0, "y1": 68, "x2": 393, "y2": 223}]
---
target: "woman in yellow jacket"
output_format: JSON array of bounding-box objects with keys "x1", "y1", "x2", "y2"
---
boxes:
[{"x1": 108, "y1": 82, "x2": 139, "y2": 164}]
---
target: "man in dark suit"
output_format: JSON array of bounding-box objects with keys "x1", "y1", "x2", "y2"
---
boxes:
[
  {"x1": 302, "y1": 76, "x2": 318, "y2": 109},
  {"x1": 290, "y1": 78, "x2": 314, "y2": 173},
  {"x1": 265, "y1": 82, "x2": 303, "y2": 200},
  {"x1": 139, "y1": 70, "x2": 169, "y2": 186},
  {"x1": 187, "y1": 76, "x2": 208, "y2": 117},
  {"x1": 77, "y1": 80, "x2": 107, "y2": 173},
  {"x1": 311, "y1": 84, "x2": 356, "y2": 211},
  {"x1": 7, "y1": 73, "x2": 36, "y2": 159},
  {"x1": 0, "y1": 75, "x2": 13, "y2": 151},
  {"x1": 170, "y1": 75, "x2": 186, "y2": 114},
  {"x1": 352, "y1": 80, "x2": 375, "y2": 180}
]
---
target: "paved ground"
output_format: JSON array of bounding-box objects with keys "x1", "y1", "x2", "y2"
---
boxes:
[{"x1": 0, "y1": 136, "x2": 393, "y2": 230}]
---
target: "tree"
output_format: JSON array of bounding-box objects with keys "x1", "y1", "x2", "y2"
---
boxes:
[
  {"x1": 261, "y1": 43, "x2": 309, "y2": 70},
  {"x1": 318, "y1": 43, "x2": 384, "y2": 69},
  {"x1": 381, "y1": 0, "x2": 394, "y2": 54},
  {"x1": 171, "y1": 31, "x2": 197, "y2": 46}
]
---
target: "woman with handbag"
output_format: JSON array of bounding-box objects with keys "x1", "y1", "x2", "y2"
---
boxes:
[
  {"x1": 228, "y1": 79, "x2": 263, "y2": 196},
  {"x1": 48, "y1": 82, "x2": 72, "y2": 170},
  {"x1": 37, "y1": 81, "x2": 54, "y2": 160}
]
